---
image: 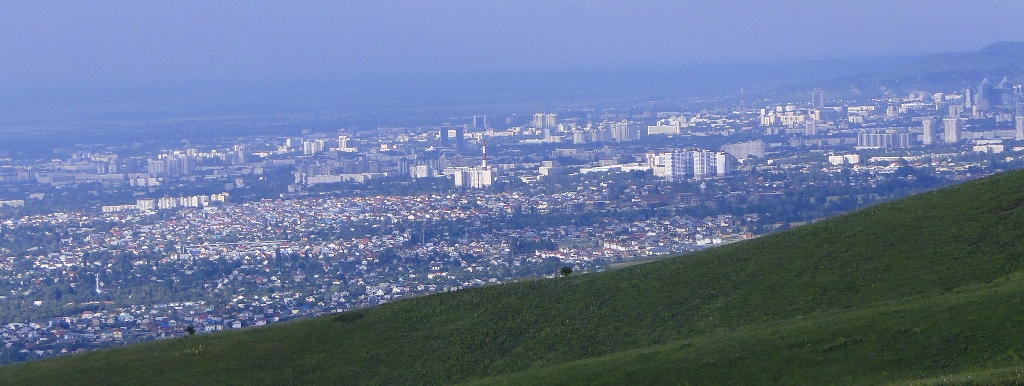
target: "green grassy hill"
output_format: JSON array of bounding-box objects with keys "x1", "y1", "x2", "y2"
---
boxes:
[{"x1": 5, "y1": 170, "x2": 1024, "y2": 385}]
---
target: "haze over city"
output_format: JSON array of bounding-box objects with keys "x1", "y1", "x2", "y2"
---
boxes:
[
  {"x1": 2, "y1": 0, "x2": 1023, "y2": 118},
  {"x1": 2, "y1": 2, "x2": 1024, "y2": 383}
]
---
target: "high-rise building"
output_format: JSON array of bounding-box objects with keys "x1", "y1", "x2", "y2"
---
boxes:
[
  {"x1": 180, "y1": 156, "x2": 196, "y2": 175},
  {"x1": 440, "y1": 127, "x2": 450, "y2": 147},
  {"x1": 857, "y1": 131, "x2": 911, "y2": 149},
  {"x1": 453, "y1": 167, "x2": 493, "y2": 188},
  {"x1": 692, "y1": 150, "x2": 722, "y2": 179},
  {"x1": 303, "y1": 140, "x2": 324, "y2": 155},
  {"x1": 998, "y1": 76, "x2": 1014, "y2": 107},
  {"x1": 811, "y1": 89, "x2": 825, "y2": 108},
  {"x1": 949, "y1": 104, "x2": 964, "y2": 118},
  {"x1": 531, "y1": 113, "x2": 557, "y2": 129},
  {"x1": 943, "y1": 117, "x2": 962, "y2": 143},
  {"x1": 147, "y1": 159, "x2": 168, "y2": 177},
  {"x1": 610, "y1": 120, "x2": 637, "y2": 142},
  {"x1": 647, "y1": 149, "x2": 730, "y2": 181},
  {"x1": 964, "y1": 88, "x2": 974, "y2": 109},
  {"x1": 453, "y1": 139, "x2": 492, "y2": 188},
  {"x1": 975, "y1": 78, "x2": 993, "y2": 115},
  {"x1": 1016, "y1": 115, "x2": 1024, "y2": 141},
  {"x1": 472, "y1": 115, "x2": 487, "y2": 129},
  {"x1": 410, "y1": 164, "x2": 433, "y2": 179},
  {"x1": 921, "y1": 117, "x2": 937, "y2": 145},
  {"x1": 804, "y1": 120, "x2": 817, "y2": 136},
  {"x1": 531, "y1": 113, "x2": 544, "y2": 129},
  {"x1": 720, "y1": 140, "x2": 765, "y2": 160},
  {"x1": 714, "y1": 153, "x2": 732, "y2": 177},
  {"x1": 454, "y1": 125, "x2": 465, "y2": 153},
  {"x1": 234, "y1": 144, "x2": 249, "y2": 164},
  {"x1": 886, "y1": 105, "x2": 899, "y2": 120},
  {"x1": 664, "y1": 150, "x2": 693, "y2": 182}
]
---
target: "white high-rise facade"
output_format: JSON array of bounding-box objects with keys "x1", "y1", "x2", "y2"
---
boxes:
[
  {"x1": 921, "y1": 117, "x2": 936, "y2": 145},
  {"x1": 943, "y1": 117, "x2": 962, "y2": 143},
  {"x1": 1016, "y1": 115, "x2": 1024, "y2": 141},
  {"x1": 692, "y1": 150, "x2": 717, "y2": 179},
  {"x1": 647, "y1": 149, "x2": 730, "y2": 181},
  {"x1": 664, "y1": 150, "x2": 693, "y2": 182}
]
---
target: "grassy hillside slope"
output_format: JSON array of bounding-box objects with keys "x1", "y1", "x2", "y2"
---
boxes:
[
  {"x1": 467, "y1": 275, "x2": 1024, "y2": 385},
  {"x1": 5, "y1": 169, "x2": 1024, "y2": 385}
]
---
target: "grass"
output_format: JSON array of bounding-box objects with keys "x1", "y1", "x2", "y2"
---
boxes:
[
  {"x1": 4, "y1": 169, "x2": 1024, "y2": 385},
  {"x1": 464, "y1": 276, "x2": 1024, "y2": 385}
]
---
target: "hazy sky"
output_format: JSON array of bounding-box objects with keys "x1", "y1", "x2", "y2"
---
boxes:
[{"x1": 2, "y1": 0, "x2": 1023, "y2": 87}]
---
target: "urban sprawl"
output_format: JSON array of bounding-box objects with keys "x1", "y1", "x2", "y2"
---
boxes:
[{"x1": 1, "y1": 78, "x2": 1022, "y2": 363}]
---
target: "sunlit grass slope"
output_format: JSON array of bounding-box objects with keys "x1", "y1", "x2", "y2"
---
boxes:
[{"x1": 4, "y1": 169, "x2": 1024, "y2": 385}]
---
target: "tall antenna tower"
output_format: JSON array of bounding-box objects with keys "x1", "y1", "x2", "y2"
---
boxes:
[{"x1": 481, "y1": 139, "x2": 487, "y2": 169}]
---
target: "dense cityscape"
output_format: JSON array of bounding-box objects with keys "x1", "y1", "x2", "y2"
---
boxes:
[{"x1": 1, "y1": 77, "x2": 1023, "y2": 364}]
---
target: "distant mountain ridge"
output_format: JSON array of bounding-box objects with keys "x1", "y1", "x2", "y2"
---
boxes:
[{"x1": 816, "y1": 41, "x2": 1024, "y2": 96}]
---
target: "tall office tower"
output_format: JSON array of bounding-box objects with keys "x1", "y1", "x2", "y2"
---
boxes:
[
  {"x1": 804, "y1": 120, "x2": 817, "y2": 136},
  {"x1": 714, "y1": 152, "x2": 732, "y2": 176},
  {"x1": 998, "y1": 76, "x2": 1013, "y2": 106},
  {"x1": 943, "y1": 117, "x2": 962, "y2": 143},
  {"x1": 544, "y1": 113, "x2": 557, "y2": 129},
  {"x1": 921, "y1": 117, "x2": 936, "y2": 145},
  {"x1": 949, "y1": 104, "x2": 964, "y2": 118},
  {"x1": 234, "y1": 144, "x2": 249, "y2": 164},
  {"x1": 454, "y1": 125, "x2": 465, "y2": 153},
  {"x1": 532, "y1": 112, "x2": 558, "y2": 129},
  {"x1": 975, "y1": 78, "x2": 992, "y2": 113},
  {"x1": 472, "y1": 115, "x2": 487, "y2": 129},
  {"x1": 964, "y1": 87, "x2": 974, "y2": 109},
  {"x1": 532, "y1": 113, "x2": 545, "y2": 129},
  {"x1": 810, "y1": 89, "x2": 825, "y2": 108},
  {"x1": 179, "y1": 156, "x2": 196, "y2": 175},
  {"x1": 440, "y1": 127, "x2": 450, "y2": 147},
  {"x1": 886, "y1": 105, "x2": 899, "y2": 119},
  {"x1": 147, "y1": 158, "x2": 168, "y2": 177},
  {"x1": 610, "y1": 120, "x2": 636, "y2": 142},
  {"x1": 1016, "y1": 115, "x2": 1024, "y2": 141}
]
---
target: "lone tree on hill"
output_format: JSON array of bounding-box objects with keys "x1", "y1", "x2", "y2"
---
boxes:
[
  {"x1": 560, "y1": 266, "x2": 573, "y2": 277},
  {"x1": 185, "y1": 325, "x2": 196, "y2": 336}
]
